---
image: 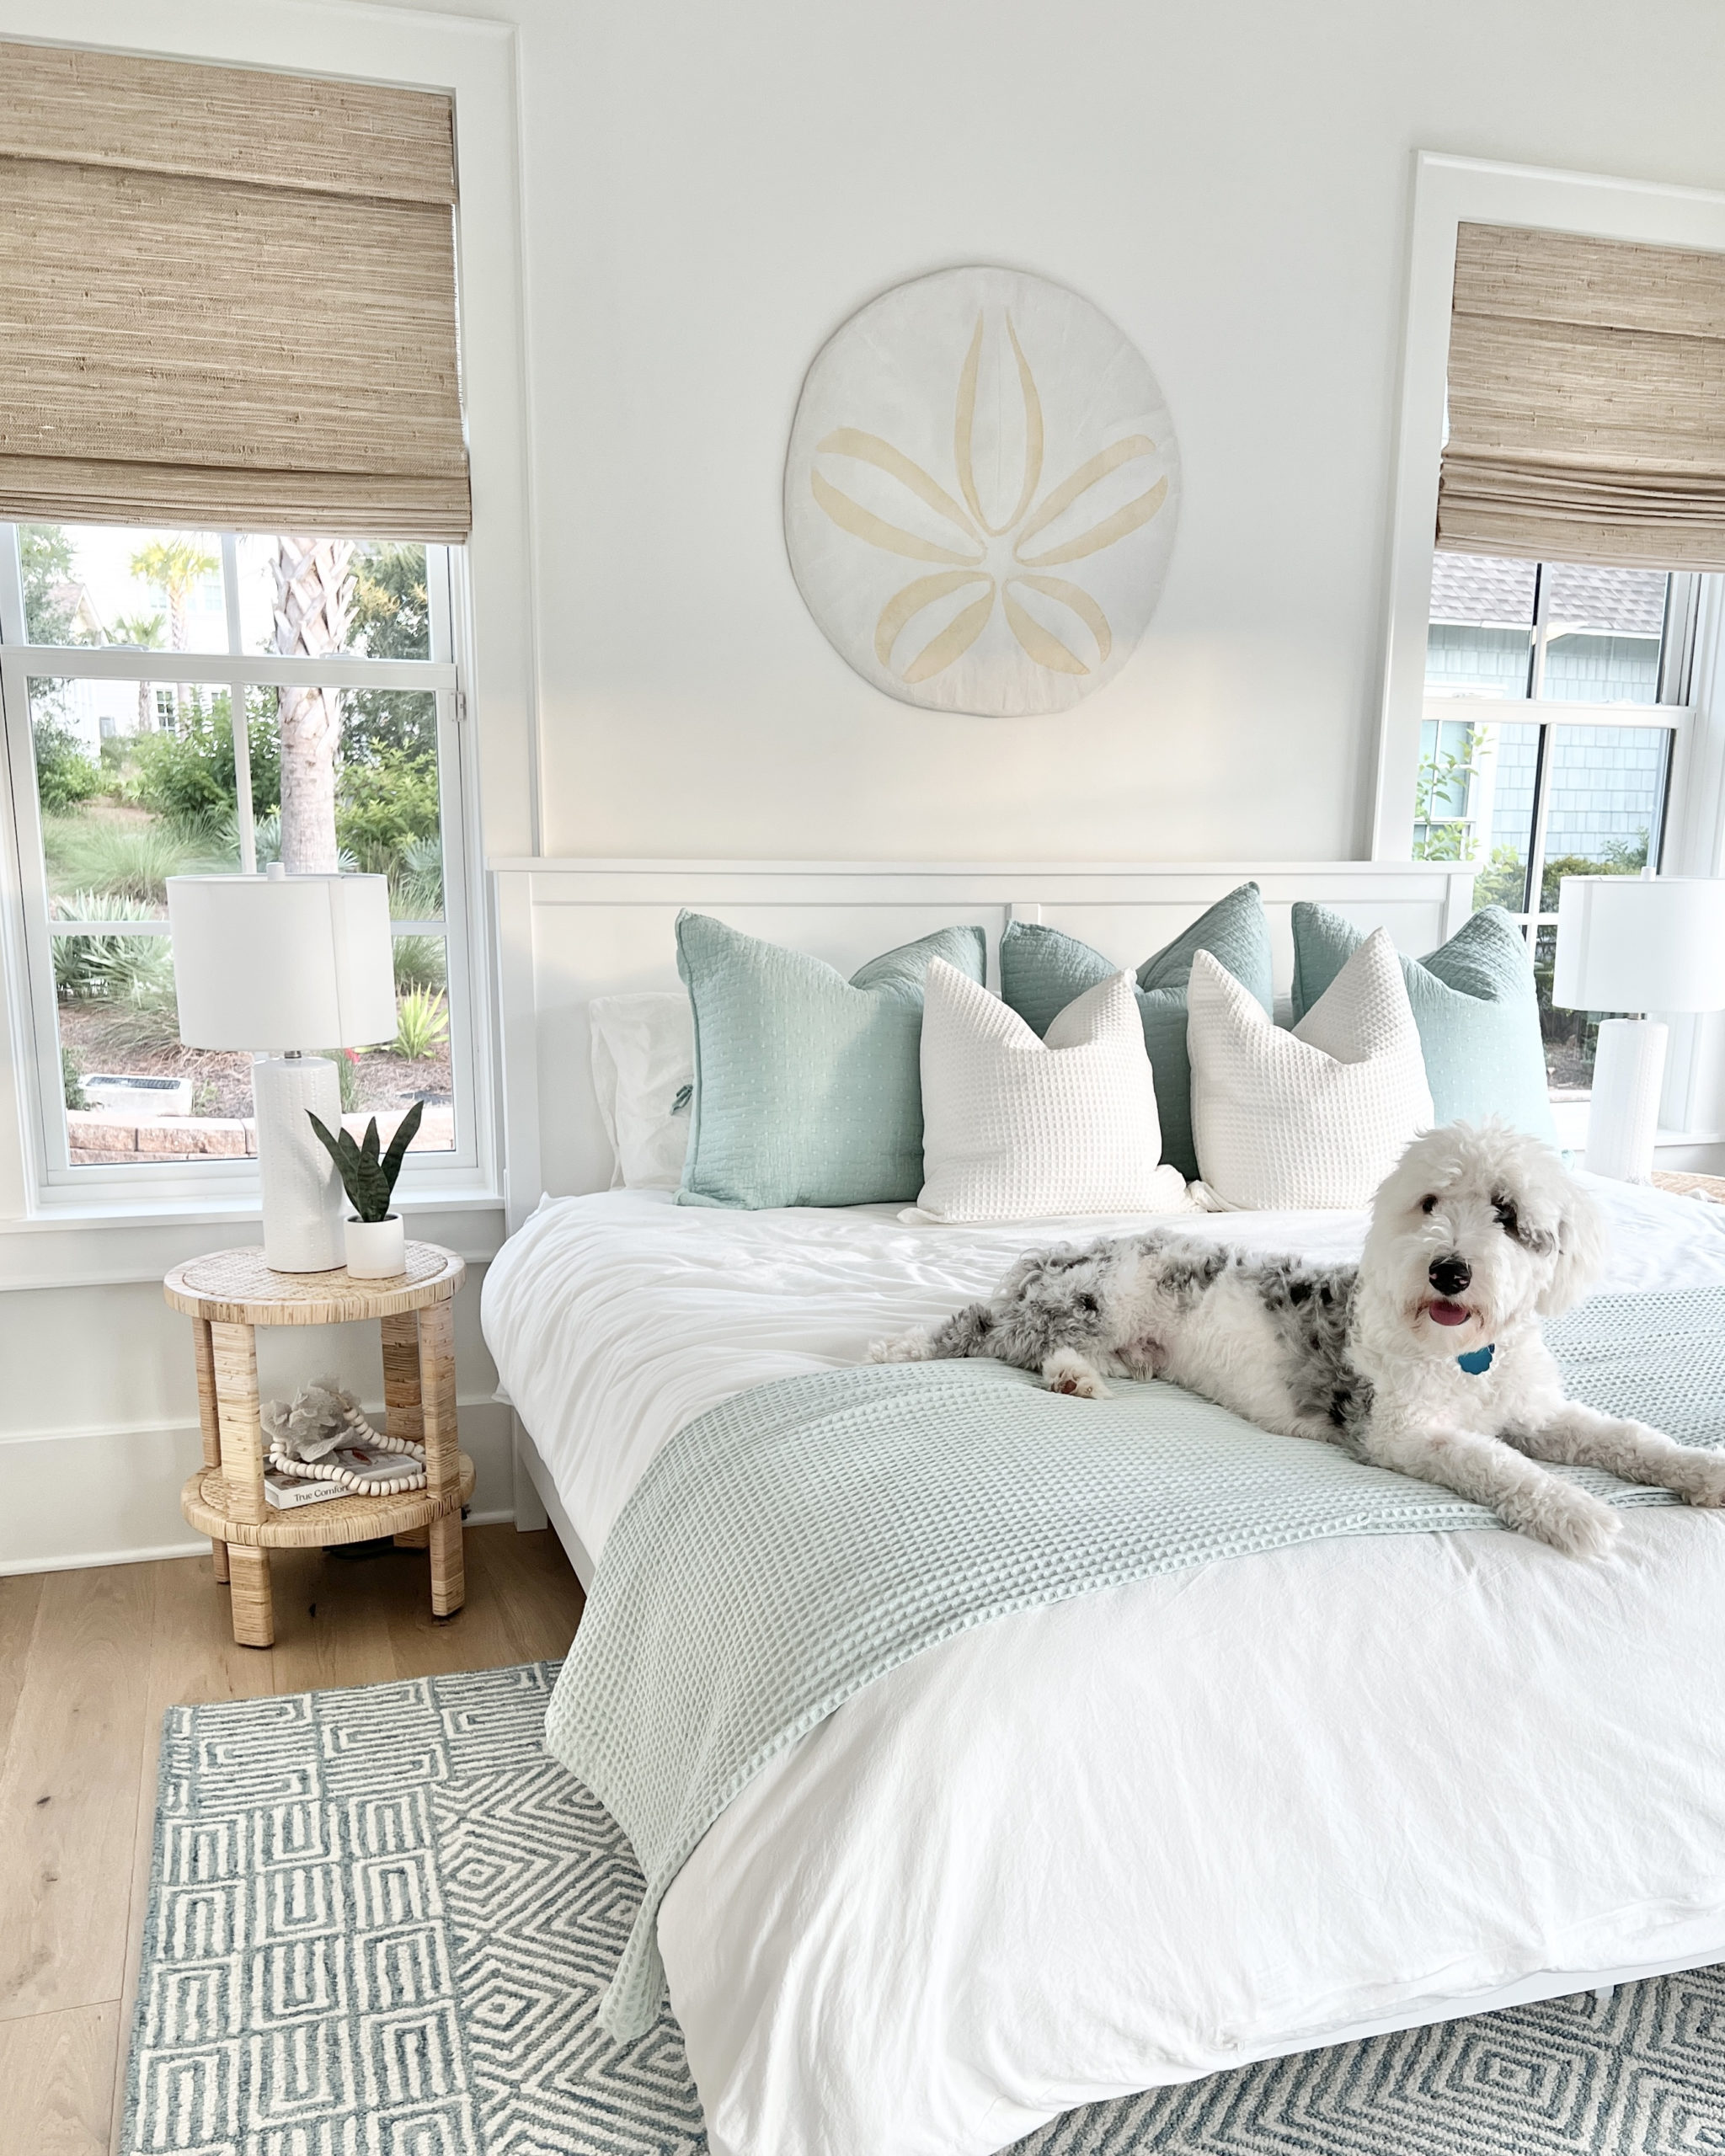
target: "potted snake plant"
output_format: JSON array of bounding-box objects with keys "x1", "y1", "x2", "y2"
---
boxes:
[{"x1": 307, "y1": 1101, "x2": 424, "y2": 1278}]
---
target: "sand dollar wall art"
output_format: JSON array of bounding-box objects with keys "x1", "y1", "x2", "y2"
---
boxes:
[{"x1": 783, "y1": 265, "x2": 1180, "y2": 717}]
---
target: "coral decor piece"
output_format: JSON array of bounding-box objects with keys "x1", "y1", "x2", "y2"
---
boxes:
[{"x1": 259, "y1": 1378, "x2": 428, "y2": 1496}]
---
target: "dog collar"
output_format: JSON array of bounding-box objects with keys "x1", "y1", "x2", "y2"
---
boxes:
[{"x1": 1456, "y1": 1343, "x2": 1495, "y2": 1376}]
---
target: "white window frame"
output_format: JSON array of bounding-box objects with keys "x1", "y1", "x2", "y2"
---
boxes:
[
  {"x1": 1371, "y1": 152, "x2": 1725, "y2": 864},
  {"x1": 0, "y1": 529, "x2": 487, "y2": 1205},
  {"x1": 0, "y1": 0, "x2": 538, "y2": 1262}
]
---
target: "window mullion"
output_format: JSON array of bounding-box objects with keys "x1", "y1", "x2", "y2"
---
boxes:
[
  {"x1": 220, "y1": 534, "x2": 257, "y2": 873},
  {"x1": 0, "y1": 526, "x2": 24, "y2": 644},
  {"x1": 1524, "y1": 720, "x2": 1555, "y2": 929}
]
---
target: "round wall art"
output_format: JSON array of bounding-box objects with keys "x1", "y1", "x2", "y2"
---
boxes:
[{"x1": 783, "y1": 264, "x2": 1180, "y2": 717}]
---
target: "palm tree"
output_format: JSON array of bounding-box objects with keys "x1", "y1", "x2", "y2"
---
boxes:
[
  {"x1": 271, "y1": 538, "x2": 355, "y2": 873},
  {"x1": 130, "y1": 538, "x2": 217, "y2": 730},
  {"x1": 109, "y1": 611, "x2": 165, "y2": 734}
]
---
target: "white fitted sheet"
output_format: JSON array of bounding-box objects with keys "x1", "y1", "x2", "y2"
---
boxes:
[{"x1": 481, "y1": 1180, "x2": 1725, "y2": 2156}]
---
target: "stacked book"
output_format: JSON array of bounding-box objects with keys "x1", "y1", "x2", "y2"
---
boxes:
[{"x1": 264, "y1": 1445, "x2": 428, "y2": 1510}]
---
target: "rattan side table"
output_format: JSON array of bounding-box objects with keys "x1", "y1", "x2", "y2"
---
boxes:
[{"x1": 164, "y1": 1241, "x2": 474, "y2": 1646}]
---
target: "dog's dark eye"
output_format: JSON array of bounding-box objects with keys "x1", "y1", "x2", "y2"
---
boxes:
[
  {"x1": 1074, "y1": 1292, "x2": 1099, "y2": 1313},
  {"x1": 1419, "y1": 1193, "x2": 1437, "y2": 1215},
  {"x1": 1493, "y1": 1193, "x2": 1519, "y2": 1239}
]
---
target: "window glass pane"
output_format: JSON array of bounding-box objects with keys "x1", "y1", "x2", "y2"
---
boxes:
[
  {"x1": 1471, "y1": 721, "x2": 1540, "y2": 911},
  {"x1": 235, "y1": 536, "x2": 430, "y2": 659},
  {"x1": 1425, "y1": 552, "x2": 1535, "y2": 699},
  {"x1": 1531, "y1": 922, "x2": 1627, "y2": 1097},
  {"x1": 1537, "y1": 724, "x2": 1668, "y2": 908},
  {"x1": 333, "y1": 932, "x2": 455, "y2": 1155},
  {"x1": 55, "y1": 934, "x2": 258, "y2": 1163},
  {"x1": 1412, "y1": 715, "x2": 1540, "y2": 910},
  {"x1": 1539, "y1": 563, "x2": 1666, "y2": 705},
  {"x1": 18, "y1": 524, "x2": 227, "y2": 653}
]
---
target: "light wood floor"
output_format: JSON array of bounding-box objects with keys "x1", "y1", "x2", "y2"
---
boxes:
[{"x1": 0, "y1": 1526, "x2": 586, "y2": 2156}]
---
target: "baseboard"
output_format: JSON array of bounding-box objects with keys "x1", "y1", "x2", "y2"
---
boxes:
[{"x1": 0, "y1": 1399, "x2": 515, "y2": 1574}]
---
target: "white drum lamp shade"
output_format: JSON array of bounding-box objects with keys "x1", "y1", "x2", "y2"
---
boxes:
[
  {"x1": 1553, "y1": 875, "x2": 1725, "y2": 1183},
  {"x1": 166, "y1": 868, "x2": 399, "y2": 1272},
  {"x1": 168, "y1": 868, "x2": 398, "y2": 1051}
]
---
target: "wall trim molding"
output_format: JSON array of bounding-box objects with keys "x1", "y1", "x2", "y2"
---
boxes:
[
  {"x1": 0, "y1": 1390, "x2": 507, "y2": 1452},
  {"x1": 0, "y1": 1508, "x2": 516, "y2": 1579}
]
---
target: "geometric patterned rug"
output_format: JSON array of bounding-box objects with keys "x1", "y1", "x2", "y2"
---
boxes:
[{"x1": 120, "y1": 1661, "x2": 1725, "y2": 2154}]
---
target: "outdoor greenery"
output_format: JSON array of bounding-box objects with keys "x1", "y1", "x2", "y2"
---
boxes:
[
  {"x1": 33, "y1": 715, "x2": 102, "y2": 812},
  {"x1": 130, "y1": 691, "x2": 282, "y2": 821},
  {"x1": 393, "y1": 987, "x2": 449, "y2": 1060},
  {"x1": 1411, "y1": 739, "x2": 1481, "y2": 863}
]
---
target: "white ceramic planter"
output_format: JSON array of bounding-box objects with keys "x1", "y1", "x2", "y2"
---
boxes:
[{"x1": 344, "y1": 1214, "x2": 406, "y2": 1279}]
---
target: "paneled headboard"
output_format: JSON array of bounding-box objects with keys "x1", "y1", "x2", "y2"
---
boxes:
[{"x1": 488, "y1": 857, "x2": 1477, "y2": 1228}]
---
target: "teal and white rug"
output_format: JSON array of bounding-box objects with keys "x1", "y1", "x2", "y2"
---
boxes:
[{"x1": 123, "y1": 1661, "x2": 1725, "y2": 2153}]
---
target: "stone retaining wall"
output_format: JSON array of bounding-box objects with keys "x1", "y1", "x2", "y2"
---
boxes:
[{"x1": 67, "y1": 1103, "x2": 454, "y2": 1168}]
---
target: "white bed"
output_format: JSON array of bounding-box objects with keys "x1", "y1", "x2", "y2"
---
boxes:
[{"x1": 482, "y1": 1177, "x2": 1725, "y2": 2156}]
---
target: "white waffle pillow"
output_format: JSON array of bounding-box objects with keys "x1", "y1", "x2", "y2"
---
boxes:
[
  {"x1": 906, "y1": 960, "x2": 1195, "y2": 1224},
  {"x1": 1188, "y1": 928, "x2": 1433, "y2": 1209}
]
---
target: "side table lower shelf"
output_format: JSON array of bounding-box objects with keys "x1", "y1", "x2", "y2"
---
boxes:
[{"x1": 181, "y1": 1452, "x2": 476, "y2": 1646}]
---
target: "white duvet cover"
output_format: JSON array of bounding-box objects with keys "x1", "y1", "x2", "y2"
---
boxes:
[{"x1": 481, "y1": 1182, "x2": 1725, "y2": 2156}]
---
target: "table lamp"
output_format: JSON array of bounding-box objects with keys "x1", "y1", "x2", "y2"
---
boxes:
[
  {"x1": 166, "y1": 866, "x2": 398, "y2": 1271},
  {"x1": 1552, "y1": 874, "x2": 1725, "y2": 1184}
]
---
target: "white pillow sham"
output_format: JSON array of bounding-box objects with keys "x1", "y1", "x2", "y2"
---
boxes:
[
  {"x1": 905, "y1": 960, "x2": 1194, "y2": 1224},
  {"x1": 1188, "y1": 928, "x2": 1433, "y2": 1209},
  {"x1": 588, "y1": 992, "x2": 696, "y2": 1190}
]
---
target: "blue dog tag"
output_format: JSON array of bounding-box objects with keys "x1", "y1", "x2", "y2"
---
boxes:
[{"x1": 1456, "y1": 1343, "x2": 1495, "y2": 1376}]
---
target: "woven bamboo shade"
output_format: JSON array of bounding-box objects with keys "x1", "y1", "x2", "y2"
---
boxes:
[
  {"x1": 1437, "y1": 221, "x2": 1725, "y2": 569},
  {"x1": 0, "y1": 41, "x2": 470, "y2": 539}
]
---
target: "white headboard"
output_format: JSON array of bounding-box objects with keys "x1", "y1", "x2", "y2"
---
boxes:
[{"x1": 489, "y1": 857, "x2": 1476, "y2": 1226}]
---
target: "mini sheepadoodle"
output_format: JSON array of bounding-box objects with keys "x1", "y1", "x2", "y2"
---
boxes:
[{"x1": 873, "y1": 1120, "x2": 1725, "y2": 1557}]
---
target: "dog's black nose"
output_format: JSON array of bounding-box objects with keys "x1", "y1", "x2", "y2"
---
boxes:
[{"x1": 1429, "y1": 1256, "x2": 1471, "y2": 1297}]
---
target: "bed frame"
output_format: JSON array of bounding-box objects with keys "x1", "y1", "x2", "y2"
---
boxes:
[{"x1": 484, "y1": 851, "x2": 1725, "y2": 2068}]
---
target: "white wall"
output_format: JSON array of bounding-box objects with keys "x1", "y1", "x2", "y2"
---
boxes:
[{"x1": 434, "y1": 0, "x2": 1725, "y2": 866}]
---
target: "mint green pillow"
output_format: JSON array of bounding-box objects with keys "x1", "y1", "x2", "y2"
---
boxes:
[
  {"x1": 676, "y1": 912, "x2": 985, "y2": 1209},
  {"x1": 1290, "y1": 902, "x2": 1557, "y2": 1145},
  {"x1": 999, "y1": 883, "x2": 1273, "y2": 1182}
]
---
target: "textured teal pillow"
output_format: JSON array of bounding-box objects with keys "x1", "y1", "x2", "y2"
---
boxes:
[
  {"x1": 676, "y1": 912, "x2": 986, "y2": 1209},
  {"x1": 999, "y1": 883, "x2": 1273, "y2": 1182},
  {"x1": 1290, "y1": 902, "x2": 1557, "y2": 1145}
]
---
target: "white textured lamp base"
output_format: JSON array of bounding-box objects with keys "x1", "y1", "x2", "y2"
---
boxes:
[
  {"x1": 1583, "y1": 1018, "x2": 1668, "y2": 1184},
  {"x1": 254, "y1": 1055, "x2": 345, "y2": 1272}
]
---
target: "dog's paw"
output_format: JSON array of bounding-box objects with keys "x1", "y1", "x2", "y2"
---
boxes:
[
  {"x1": 1674, "y1": 1449, "x2": 1725, "y2": 1508},
  {"x1": 1510, "y1": 1482, "x2": 1621, "y2": 1560},
  {"x1": 867, "y1": 1330, "x2": 930, "y2": 1365},
  {"x1": 1043, "y1": 1351, "x2": 1109, "y2": 1399}
]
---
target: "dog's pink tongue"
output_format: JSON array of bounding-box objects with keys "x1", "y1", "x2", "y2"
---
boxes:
[{"x1": 1428, "y1": 1299, "x2": 1471, "y2": 1327}]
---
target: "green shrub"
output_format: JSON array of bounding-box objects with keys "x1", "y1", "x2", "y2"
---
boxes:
[
  {"x1": 33, "y1": 717, "x2": 101, "y2": 812},
  {"x1": 61, "y1": 1048, "x2": 88, "y2": 1112},
  {"x1": 392, "y1": 935, "x2": 447, "y2": 992},
  {"x1": 129, "y1": 694, "x2": 280, "y2": 821},
  {"x1": 337, "y1": 751, "x2": 440, "y2": 873},
  {"x1": 393, "y1": 987, "x2": 449, "y2": 1061},
  {"x1": 388, "y1": 834, "x2": 445, "y2": 921}
]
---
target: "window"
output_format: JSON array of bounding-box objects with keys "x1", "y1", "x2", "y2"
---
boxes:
[
  {"x1": 1412, "y1": 550, "x2": 1696, "y2": 1096},
  {"x1": 0, "y1": 520, "x2": 480, "y2": 1198}
]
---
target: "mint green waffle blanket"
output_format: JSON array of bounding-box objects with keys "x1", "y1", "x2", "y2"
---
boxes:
[{"x1": 545, "y1": 1286, "x2": 1725, "y2": 2041}]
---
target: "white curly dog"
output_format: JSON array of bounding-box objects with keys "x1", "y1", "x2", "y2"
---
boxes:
[{"x1": 875, "y1": 1121, "x2": 1725, "y2": 1557}]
